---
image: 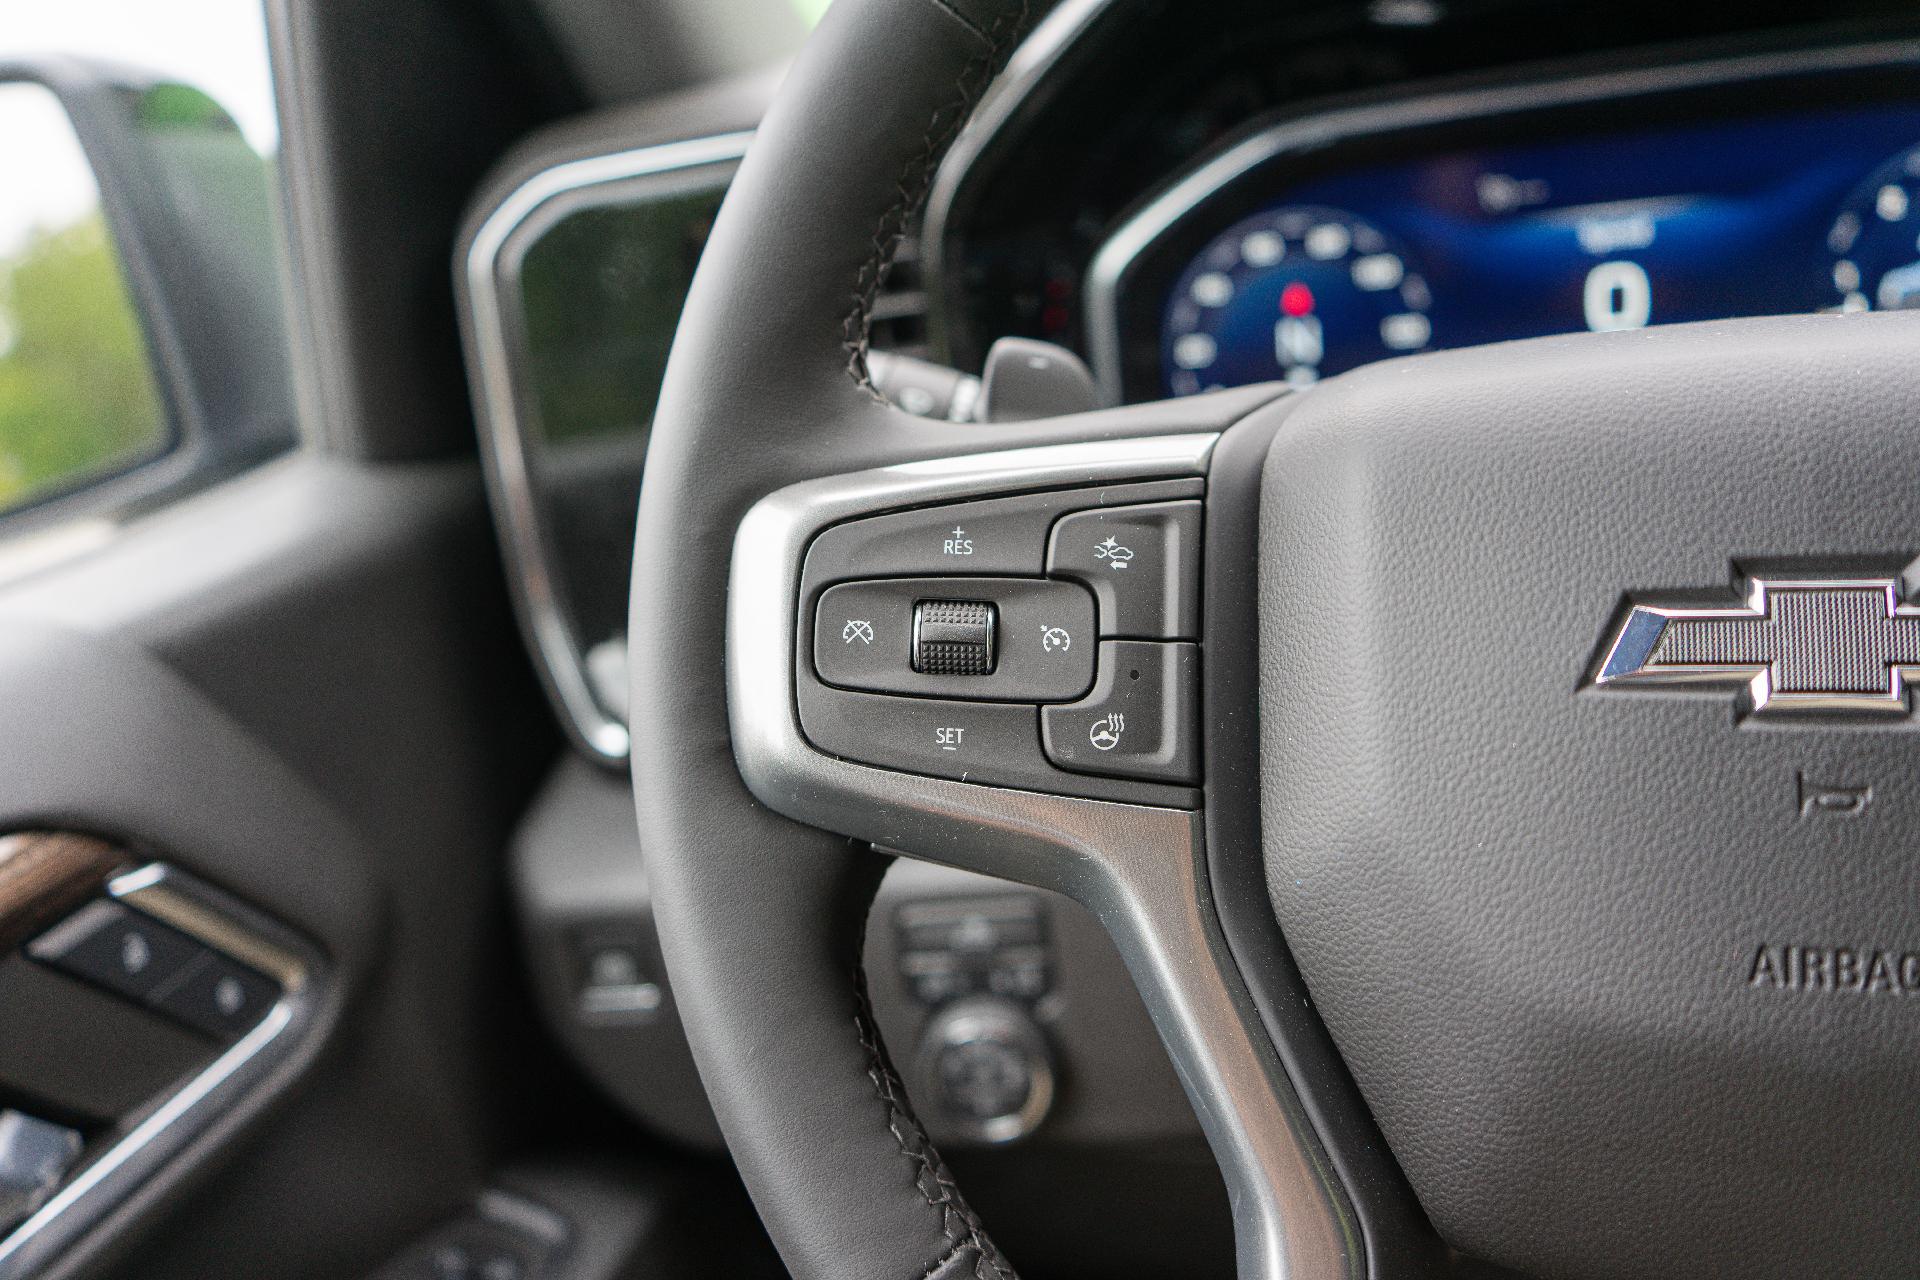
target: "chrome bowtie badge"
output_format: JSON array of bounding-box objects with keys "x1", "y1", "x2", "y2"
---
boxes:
[{"x1": 1592, "y1": 577, "x2": 1920, "y2": 714}]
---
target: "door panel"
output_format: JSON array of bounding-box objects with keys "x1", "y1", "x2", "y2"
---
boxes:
[{"x1": 0, "y1": 457, "x2": 553, "y2": 1279}]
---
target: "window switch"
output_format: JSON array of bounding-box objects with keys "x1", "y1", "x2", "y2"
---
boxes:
[
  {"x1": 26, "y1": 899, "x2": 201, "y2": 1004},
  {"x1": 147, "y1": 953, "x2": 280, "y2": 1042}
]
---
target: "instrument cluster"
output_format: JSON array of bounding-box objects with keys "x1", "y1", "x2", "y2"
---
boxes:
[{"x1": 1086, "y1": 52, "x2": 1920, "y2": 401}]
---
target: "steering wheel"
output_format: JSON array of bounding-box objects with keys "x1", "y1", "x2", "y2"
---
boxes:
[{"x1": 630, "y1": 1, "x2": 1920, "y2": 1277}]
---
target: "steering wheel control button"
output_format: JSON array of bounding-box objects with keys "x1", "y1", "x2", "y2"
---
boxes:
[
  {"x1": 1042, "y1": 640, "x2": 1200, "y2": 783},
  {"x1": 798, "y1": 687, "x2": 1039, "y2": 785},
  {"x1": 917, "y1": 996, "x2": 1055, "y2": 1144},
  {"x1": 805, "y1": 492, "x2": 1062, "y2": 579},
  {"x1": 800, "y1": 481, "x2": 1204, "y2": 587},
  {"x1": 146, "y1": 951, "x2": 279, "y2": 1041},
  {"x1": 813, "y1": 577, "x2": 1094, "y2": 701},
  {"x1": 1047, "y1": 500, "x2": 1202, "y2": 638},
  {"x1": 912, "y1": 599, "x2": 996, "y2": 675},
  {"x1": 26, "y1": 898, "x2": 202, "y2": 1004}
]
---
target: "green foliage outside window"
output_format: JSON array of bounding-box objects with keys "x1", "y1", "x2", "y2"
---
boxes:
[{"x1": 0, "y1": 213, "x2": 168, "y2": 514}]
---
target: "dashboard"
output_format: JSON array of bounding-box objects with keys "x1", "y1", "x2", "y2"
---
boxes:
[{"x1": 1089, "y1": 55, "x2": 1920, "y2": 400}]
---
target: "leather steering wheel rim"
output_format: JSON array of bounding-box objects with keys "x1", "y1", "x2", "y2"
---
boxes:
[{"x1": 631, "y1": 3, "x2": 1061, "y2": 1277}]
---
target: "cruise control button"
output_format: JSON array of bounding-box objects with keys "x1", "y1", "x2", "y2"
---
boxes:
[
  {"x1": 26, "y1": 899, "x2": 202, "y2": 1003},
  {"x1": 814, "y1": 577, "x2": 1094, "y2": 702},
  {"x1": 805, "y1": 491, "x2": 1066, "y2": 580},
  {"x1": 1047, "y1": 501, "x2": 1201, "y2": 638},
  {"x1": 912, "y1": 599, "x2": 997, "y2": 675},
  {"x1": 1041, "y1": 641, "x2": 1199, "y2": 783},
  {"x1": 799, "y1": 685, "x2": 1041, "y2": 785}
]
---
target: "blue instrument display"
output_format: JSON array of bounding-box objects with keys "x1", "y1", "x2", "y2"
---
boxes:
[{"x1": 1160, "y1": 103, "x2": 1920, "y2": 397}]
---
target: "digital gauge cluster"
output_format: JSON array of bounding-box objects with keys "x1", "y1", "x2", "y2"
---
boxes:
[
  {"x1": 1086, "y1": 58, "x2": 1920, "y2": 402},
  {"x1": 1164, "y1": 208, "x2": 1432, "y2": 394}
]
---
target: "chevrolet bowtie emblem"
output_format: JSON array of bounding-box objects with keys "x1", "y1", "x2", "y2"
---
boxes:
[{"x1": 1592, "y1": 576, "x2": 1920, "y2": 714}]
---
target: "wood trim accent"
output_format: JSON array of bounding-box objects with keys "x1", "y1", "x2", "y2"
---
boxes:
[{"x1": 0, "y1": 831, "x2": 128, "y2": 954}]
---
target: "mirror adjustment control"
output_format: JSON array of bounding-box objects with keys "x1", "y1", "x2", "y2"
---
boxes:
[
  {"x1": 913, "y1": 600, "x2": 996, "y2": 675},
  {"x1": 1047, "y1": 500, "x2": 1201, "y2": 639},
  {"x1": 1042, "y1": 641, "x2": 1199, "y2": 784}
]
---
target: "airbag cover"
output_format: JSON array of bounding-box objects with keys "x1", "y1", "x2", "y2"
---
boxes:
[{"x1": 1260, "y1": 313, "x2": 1920, "y2": 1278}]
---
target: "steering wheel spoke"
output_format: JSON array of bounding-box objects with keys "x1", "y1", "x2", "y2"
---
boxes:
[{"x1": 727, "y1": 417, "x2": 1357, "y2": 1280}]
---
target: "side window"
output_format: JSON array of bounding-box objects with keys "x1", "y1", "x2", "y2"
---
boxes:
[
  {"x1": 0, "y1": 8, "x2": 293, "y2": 529},
  {"x1": 0, "y1": 83, "x2": 169, "y2": 515}
]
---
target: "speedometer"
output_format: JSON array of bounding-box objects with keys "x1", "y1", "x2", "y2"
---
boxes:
[
  {"x1": 1827, "y1": 145, "x2": 1920, "y2": 313},
  {"x1": 1160, "y1": 206, "x2": 1431, "y2": 396}
]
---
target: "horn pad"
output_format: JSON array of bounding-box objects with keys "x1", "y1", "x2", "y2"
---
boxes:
[{"x1": 1259, "y1": 313, "x2": 1920, "y2": 1278}]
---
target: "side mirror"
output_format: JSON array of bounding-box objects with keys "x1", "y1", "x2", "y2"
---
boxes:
[{"x1": 0, "y1": 57, "x2": 294, "y2": 523}]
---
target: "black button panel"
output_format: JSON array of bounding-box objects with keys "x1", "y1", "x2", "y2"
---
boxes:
[
  {"x1": 27, "y1": 897, "x2": 283, "y2": 1044},
  {"x1": 1047, "y1": 500, "x2": 1202, "y2": 639},
  {"x1": 814, "y1": 577, "x2": 1095, "y2": 702},
  {"x1": 27, "y1": 899, "x2": 201, "y2": 1004},
  {"x1": 1041, "y1": 641, "x2": 1200, "y2": 784},
  {"x1": 148, "y1": 952, "x2": 280, "y2": 1040},
  {"x1": 797, "y1": 479, "x2": 1205, "y2": 808}
]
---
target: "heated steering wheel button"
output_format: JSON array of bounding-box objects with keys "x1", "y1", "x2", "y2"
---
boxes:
[
  {"x1": 1041, "y1": 641, "x2": 1199, "y2": 783},
  {"x1": 1047, "y1": 501, "x2": 1201, "y2": 638}
]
